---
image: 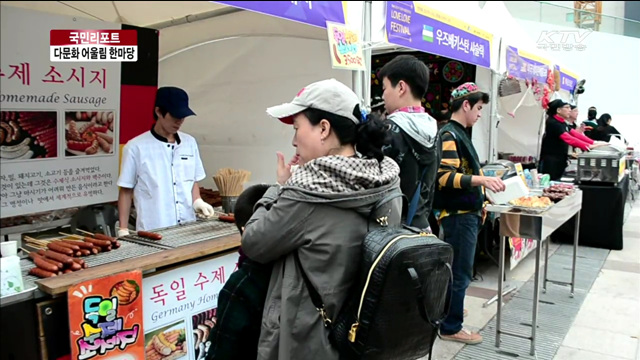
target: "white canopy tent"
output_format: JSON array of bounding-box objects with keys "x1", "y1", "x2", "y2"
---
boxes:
[
  {"x1": 1, "y1": 1, "x2": 368, "y2": 189},
  {"x1": 481, "y1": 1, "x2": 581, "y2": 162},
  {"x1": 1, "y1": 1, "x2": 583, "y2": 179}
]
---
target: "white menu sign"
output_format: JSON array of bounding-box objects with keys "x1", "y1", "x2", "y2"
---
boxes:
[
  {"x1": 0, "y1": 6, "x2": 121, "y2": 217},
  {"x1": 142, "y1": 252, "x2": 239, "y2": 360}
]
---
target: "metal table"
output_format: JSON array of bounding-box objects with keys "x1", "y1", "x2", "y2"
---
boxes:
[{"x1": 486, "y1": 189, "x2": 582, "y2": 356}]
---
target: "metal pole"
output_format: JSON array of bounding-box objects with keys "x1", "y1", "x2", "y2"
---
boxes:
[
  {"x1": 495, "y1": 235, "x2": 506, "y2": 347},
  {"x1": 530, "y1": 237, "x2": 543, "y2": 356},
  {"x1": 147, "y1": 7, "x2": 243, "y2": 30},
  {"x1": 483, "y1": 285, "x2": 516, "y2": 308},
  {"x1": 543, "y1": 236, "x2": 549, "y2": 293},
  {"x1": 571, "y1": 211, "x2": 581, "y2": 297},
  {"x1": 363, "y1": 1, "x2": 373, "y2": 109},
  {"x1": 488, "y1": 37, "x2": 502, "y2": 163}
]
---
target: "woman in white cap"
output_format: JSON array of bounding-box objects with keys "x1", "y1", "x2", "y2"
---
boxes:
[{"x1": 240, "y1": 79, "x2": 402, "y2": 360}]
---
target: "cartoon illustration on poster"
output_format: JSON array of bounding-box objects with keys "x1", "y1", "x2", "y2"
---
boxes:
[
  {"x1": 192, "y1": 308, "x2": 217, "y2": 360},
  {"x1": 144, "y1": 321, "x2": 188, "y2": 360},
  {"x1": 509, "y1": 237, "x2": 537, "y2": 270},
  {"x1": 68, "y1": 270, "x2": 144, "y2": 360}
]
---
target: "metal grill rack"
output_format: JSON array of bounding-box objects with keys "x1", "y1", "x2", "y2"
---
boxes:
[
  {"x1": 19, "y1": 240, "x2": 164, "y2": 290},
  {"x1": 122, "y1": 218, "x2": 238, "y2": 248},
  {"x1": 18, "y1": 219, "x2": 238, "y2": 290}
]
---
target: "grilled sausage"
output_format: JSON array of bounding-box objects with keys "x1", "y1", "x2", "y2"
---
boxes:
[
  {"x1": 83, "y1": 237, "x2": 111, "y2": 247},
  {"x1": 137, "y1": 231, "x2": 162, "y2": 240},
  {"x1": 39, "y1": 250, "x2": 74, "y2": 266},
  {"x1": 93, "y1": 233, "x2": 115, "y2": 242},
  {"x1": 29, "y1": 267, "x2": 57, "y2": 278},
  {"x1": 72, "y1": 258, "x2": 88, "y2": 269},
  {"x1": 53, "y1": 241, "x2": 80, "y2": 251},
  {"x1": 79, "y1": 249, "x2": 91, "y2": 256},
  {"x1": 46, "y1": 242, "x2": 74, "y2": 256},
  {"x1": 218, "y1": 214, "x2": 235, "y2": 223},
  {"x1": 33, "y1": 256, "x2": 59, "y2": 272},
  {"x1": 29, "y1": 253, "x2": 63, "y2": 269},
  {"x1": 61, "y1": 240, "x2": 93, "y2": 250},
  {"x1": 64, "y1": 269, "x2": 74, "y2": 274}
]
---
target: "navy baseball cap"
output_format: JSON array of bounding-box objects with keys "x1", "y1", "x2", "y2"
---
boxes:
[{"x1": 155, "y1": 86, "x2": 196, "y2": 119}]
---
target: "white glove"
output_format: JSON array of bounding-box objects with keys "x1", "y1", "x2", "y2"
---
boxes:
[
  {"x1": 117, "y1": 228, "x2": 130, "y2": 237},
  {"x1": 193, "y1": 198, "x2": 215, "y2": 218}
]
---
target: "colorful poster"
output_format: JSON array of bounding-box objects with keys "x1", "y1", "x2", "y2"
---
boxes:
[
  {"x1": 68, "y1": 270, "x2": 145, "y2": 360},
  {"x1": 0, "y1": 6, "x2": 121, "y2": 218},
  {"x1": 212, "y1": 1, "x2": 345, "y2": 29},
  {"x1": 385, "y1": 1, "x2": 492, "y2": 68},
  {"x1": 509, "y1": 237, "x2": 537, "y2": 270},
  {"x1": 326, "y1": 21, "x2": 366, "y2": 71},
  {"x1": 505, "y1": 46, "x2": 550, "y2": 84},
  {"x1": 142, "y1": 253, "x2": 239, "y2": 360},
  {"x1": 555, "y1": 65, "x2": 578, "y2": 92}
]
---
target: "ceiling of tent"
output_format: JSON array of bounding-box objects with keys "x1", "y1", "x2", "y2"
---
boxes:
[{"x1": 0, "y1": 1, "x2": 227, "y2": 27}]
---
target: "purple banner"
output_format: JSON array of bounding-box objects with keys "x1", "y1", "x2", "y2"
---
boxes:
[
  {"x1": 506, "y1": 46, "x2": 549, "y2": 84},
  {"x1": 385, "y1": 1, "x2": 491, "y2": 68},
  {"x1": 212, "y1": 1, "x2": 345, "y2": 28},
  {"x1": 555, "y1": 65, "x2": 577, "y2": 92}
]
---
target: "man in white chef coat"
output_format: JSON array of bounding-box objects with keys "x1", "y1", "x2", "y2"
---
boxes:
[{"x1": 117, "y1": 86, "x2": 214, "y2": 235}]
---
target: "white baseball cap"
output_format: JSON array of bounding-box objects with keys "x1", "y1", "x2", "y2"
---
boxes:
[{"x1": 266, "y1": 78, "x2": 361, "y2": 125}]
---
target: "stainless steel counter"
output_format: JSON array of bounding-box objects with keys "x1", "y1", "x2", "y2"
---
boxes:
[
  {"x1": 486, "y1": 190, "x2": 583, "y2": 357},
  {"x1": 488, "y1": 189, "x2": 583, "y2": 240}
]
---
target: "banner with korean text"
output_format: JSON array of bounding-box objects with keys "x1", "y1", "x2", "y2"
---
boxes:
[
  {"x1": 555, "y1": 65, "x2": 579, "y2": 92},
  {"x1": 0, "y1": 6, "x2": 121, "y2": 218},
  {"x1": 385, "y1": 1, "x2": 492, "y2": 69},
  {"x1": 505, "y1": 46, "x2": 550, "y2": 84},
  {"x1": 142, "y1": 252, "x2": 239, "y2": 360},
  {"x1": 212, "y1": 1, "x2": 346, "y2": 28}
]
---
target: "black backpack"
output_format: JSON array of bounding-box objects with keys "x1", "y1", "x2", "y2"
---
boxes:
[{"x1": 294, "y1": 192, "x2": 453, "y2": 360}]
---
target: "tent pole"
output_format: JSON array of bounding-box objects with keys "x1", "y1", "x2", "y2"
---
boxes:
[
  {"x1": 147, "y1": 7, "x2": 243, "y2": 30},
  {"x1": 363, "y1": 1, "x2": 373, "y2": 109},
  {"x1": 488, "y1": 72, "x2": 498, "y2": 163},
  {"x1": 159, "y1": 34, "x2": 327, "y2": 62},
  {"x1": 488, "y1": 37, "x2": 503, "y2": 163}
]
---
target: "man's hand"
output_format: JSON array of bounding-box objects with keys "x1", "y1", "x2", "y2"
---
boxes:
[
  {"x1": 482, "y1": 176, "x2": 506, "y2": 193},
  {"x1": 117, "y1": 228, "x2": 130, "y2": 237},
  {"x1": 193, "y1": 198, "x2": 214, "y2": 218}
]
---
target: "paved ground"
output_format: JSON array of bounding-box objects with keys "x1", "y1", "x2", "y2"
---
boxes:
[{"x1": 422, "y1": 195, "x2": 639, "y2": 360}]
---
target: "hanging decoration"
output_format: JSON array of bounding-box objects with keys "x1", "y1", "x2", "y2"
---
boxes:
[{"x1": 541, "y1": 68, "x2": 556, "y2": 109}]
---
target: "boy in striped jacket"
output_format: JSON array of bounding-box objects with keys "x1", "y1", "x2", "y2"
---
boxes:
[{"x1": 433, "y1": 82, "x2": 506, "y2": 345}]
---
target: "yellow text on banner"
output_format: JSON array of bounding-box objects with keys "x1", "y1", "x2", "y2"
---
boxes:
[{"x1": 413, "y1": 2, "x2": 493, "y2": 44}]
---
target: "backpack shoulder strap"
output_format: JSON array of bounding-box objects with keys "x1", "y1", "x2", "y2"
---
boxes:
[
  {"x1": 405, "y1": 166, "x2": 430, "y2": 226},
  {"x1": 367, "y1": 188, "x2": 404, "y2": 231},
  {"x1": 294, "y1": 250, "x2": 333, "y2": 327}
]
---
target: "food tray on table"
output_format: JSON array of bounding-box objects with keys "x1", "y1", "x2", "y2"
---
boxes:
[
  {"x1": 509, "y1": 205, "x2": 553, "y2": 214},
  {"x1": 508, "y1": 195, "x2": 554, "y2": 214}
]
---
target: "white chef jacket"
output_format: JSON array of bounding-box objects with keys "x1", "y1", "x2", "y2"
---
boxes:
[{"x1": 117, "y1": 129, "x2": 206, "y2": 231}]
